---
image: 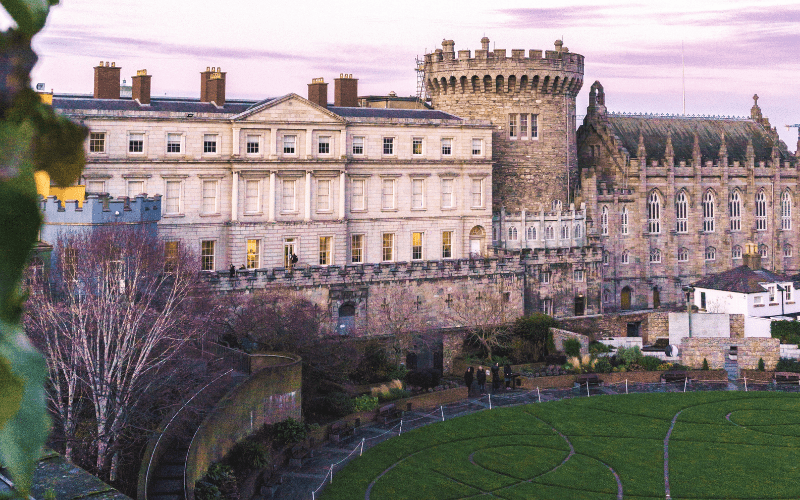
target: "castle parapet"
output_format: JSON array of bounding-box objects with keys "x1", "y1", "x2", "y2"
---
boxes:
[{"x1": 41, "y1": 193, "x2": 161, "y2": 224}]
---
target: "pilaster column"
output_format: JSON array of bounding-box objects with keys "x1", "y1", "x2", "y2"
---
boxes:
[
  {"x1": 231, "y1": 171, "x2": 239, "y2": 221},
  {"x1": 305, "y1": 128, "x2": 313, "y2": 159},
  {"x1": 305, "y1": 171, "x2": 312, "y2": 222},
  {"x1": 339, "y1": 129, "x2": 346, "y2": 158},
  {"x1": 232, "y1": 127, "x2": 240, "y2": 156},
  {"x1": 268, "y1": 171, "x2": 276, "y2": 221},
  {"x1": 339, "y1": 171, "x2": 346, "y2": 219}
]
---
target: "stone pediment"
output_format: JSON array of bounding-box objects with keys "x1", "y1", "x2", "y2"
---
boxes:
[{"x1": 231, "y1": 93, "x2": 345, "y2": 125}]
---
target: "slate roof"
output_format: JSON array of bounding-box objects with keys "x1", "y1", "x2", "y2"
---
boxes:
[
  {"x1": 607, "y1": 114, "x2": 791, "y2": 163},
  {"x1": 691, "y1": 265, "x2": 790, "y2": 293},
  {"x1": 52, "y1": 95, "x2": 261, "y2": 114},
  {"x1": 328, "y1": 106, "x2": 461, "y2": 120}
]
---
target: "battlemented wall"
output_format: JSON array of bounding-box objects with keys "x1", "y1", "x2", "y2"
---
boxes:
[{"x1": 425, "y1": 38, "x2": 584, "y2": 211}]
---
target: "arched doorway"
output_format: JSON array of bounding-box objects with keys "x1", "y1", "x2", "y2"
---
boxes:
[
  {"x1": 621, "y1": 286, "x2": 632, "y2": 310},
  {"x1": 337, "y1": 303, "x2": 356, "y2": 336},
  {"x1": 574, "y1": 295, "x2": 585, "y2": 316},
  {"x1": 653, "y1": 287, "x2": 660, "y2": 309},
  {"x1": 469, "y1": 226, "x2": 485, "y2": 258}
]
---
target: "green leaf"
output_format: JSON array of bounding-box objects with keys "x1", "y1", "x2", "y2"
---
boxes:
[
  {"x1": 0, "y1": 320, "x2": 50, "y2": 495},
  {"x1": 0, "y1": 0, "x2": 52, "y2": 36}
]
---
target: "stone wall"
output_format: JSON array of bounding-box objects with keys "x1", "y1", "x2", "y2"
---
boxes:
[
  {"x1": 680, "y1": 337, "x2": 779, "y2": 370},
  {"x1": 559, "y1": 310, "x2": 667, "y2": 343},
  {"x1": 551, "y1": 328, "x2": 589, "y2": 355}
]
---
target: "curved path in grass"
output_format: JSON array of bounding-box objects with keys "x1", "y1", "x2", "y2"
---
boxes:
[{"x1": 663, "y1": 409, "x2": 683, "y2": 500}]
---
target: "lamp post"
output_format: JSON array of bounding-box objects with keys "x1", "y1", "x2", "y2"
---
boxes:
[
  {"x1": 682, "y1": 285, "x2": 694, "y2": 338},
  {"x1": 777, "y1": 284, "x2": 785, "y2": 317}
]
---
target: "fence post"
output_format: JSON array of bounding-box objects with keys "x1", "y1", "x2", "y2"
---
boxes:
[
  {"x1": 744, "y1": 377, "x2": 747, "y2": 392},
  {"x1": 489, "y1": 394, "x2": 492, "y2": 410},
  {"x1": 329, "y1": 465, "x2": 334, "y2": 484},
  {"x1": 440, "y1": 406, "x2": 445, "y2": 422},
  {"x1": 312, "y1": 491, "x2": 315, "y2": 500},
  {"x1": 399, "y1": 419, "x2": 403, "y2": 435},
  {"x1": 683, "y1": 378, "x2": 687, "y2": 392},
  {"x1": 537, "y1": 386, "x2": 541, "y2": 403},
  {"x1": 625, "y1": 379, "x2": 628, "y2": 394},
  {"x1": 586, "y1": 381, "x2": 590, "y2": 397},
  {"x1": 359, "y1": 438, "x2": 365, "y2": 456}
]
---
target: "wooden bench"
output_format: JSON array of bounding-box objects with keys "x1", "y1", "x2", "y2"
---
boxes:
[
  {"x1": 329, "y1": 420, "x2": 354, "y2": 443},
  {"x1": 289, "y1": 444, "x2": 309, "y2": 467},
  {"x1": 774, "y1": 372, "x2": 800, "y2": 384},
  {"x1": 662, "y1": 371, "x2": 688, "y2": 383},
  {"x1": 376, "y1": 403, "x2": 402, "y2": 425},
  {"x1": 576, "y1": 373, "x2": 601, "y2": 387}
]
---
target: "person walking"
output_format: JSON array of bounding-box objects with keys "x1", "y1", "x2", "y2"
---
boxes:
[
  {"x1": 491, "y1": 362, "x2": 501, "y2": 393},
  {"x1": 476, "y1": 365, "x2": 486, "y2": 394},
  {"x1": 464, "y1": 366, "x2": 474, "y2": 396},
  {"x1": 504, "y1": 363, "x2": 513, "y2": 390}
]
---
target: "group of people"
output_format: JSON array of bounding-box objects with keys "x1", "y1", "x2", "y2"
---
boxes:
[{"x1": 463, "y1": 362, "x2": 515, "y2": 395}]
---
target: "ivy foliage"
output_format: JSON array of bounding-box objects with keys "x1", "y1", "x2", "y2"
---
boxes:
[{"x1": 0, "y1": 0, "x2": 87, "y2": 494}]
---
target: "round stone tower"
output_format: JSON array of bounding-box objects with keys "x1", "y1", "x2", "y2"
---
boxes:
[{"x1": 424, "y1": 38, "x2": 584, "y2": 211}]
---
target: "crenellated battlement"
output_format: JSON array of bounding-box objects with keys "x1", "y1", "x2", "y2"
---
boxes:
[
  {"x1": 424, "y1": 38, "x2": 584, "y2": 97},
  {"x1": 41, "y1": 193, "x2": 161, "y2": 225}
]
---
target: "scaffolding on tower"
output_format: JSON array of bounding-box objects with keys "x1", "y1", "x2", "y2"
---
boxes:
[{"x1": 415, "y1": 56, "x2": 428, "y2": 105}]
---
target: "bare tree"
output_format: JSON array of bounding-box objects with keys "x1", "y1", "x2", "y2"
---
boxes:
[
  {"x1": 368, "y1": 284, "x2": 430, "y2": 364},
  {"x1": 447, "y1": 280, "x2": 516, "y2": 360},
  {"x1": 25, "y1": 226, "x2": 203, "y2": 478}
]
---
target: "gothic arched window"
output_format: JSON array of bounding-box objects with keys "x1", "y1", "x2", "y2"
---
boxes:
[
  {"x1": 729, "y1": 190, "x2": 741, "y2": 231},
  {"x1": 756, "y1": 190, "x2": 767, "y2": 231},
  {"x1": 621, "y1": 206, "x2": 629, "y2": 235},
  {"x1": 782, "y1": 191, "x2": 792, "y2": 230},
  {"x1": 676, "y1": 191, "x2": 688, "y2": 233},
  {"x1": 526, "y1": 226, "x2": 536, "y2": 240},
  {"x1": 648, "y1": 191, "x2": 661, "y2": 234},
  {"x1": 508, "y1": 226, "x2": 518, "y2": 241},
  {"x1": 703, "y1": 190, "x2": 715, "y2": 233}
]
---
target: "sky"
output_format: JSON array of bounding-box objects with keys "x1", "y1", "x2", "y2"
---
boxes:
[{"x1": 4, "y1": 0, "x2": 799, "y2": 148}]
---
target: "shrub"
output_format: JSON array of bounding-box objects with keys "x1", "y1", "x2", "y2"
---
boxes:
[
  {"x1": 272, "y1": 417, "x2": 307, "y2": 445},
  {"x1": 589, "y1": 341, "x2": 612, "y2": 355},
  {"x1": 771, "y1": 320, "x2": 800, "y2": 345},
  {"x1": 305, "y1": 391, "x2": 354, "y2": 420},
  {"x1": 594, "y1": 357, "x2": 613, "y2": 374},
  {"x1": 702, "y1": 358, "x2": 709, "y2": 370},
  {"x1": 378, "y1": 387, "x2": 410, "y2": 402},
  {"x1": 205, "y1": 463, "x2": 235, "y2": 486},
  {"x1": 617, "y1": 346, "x2": 642, "y2": 367},
  {"x1": 406, "y1": 369, "x2": 442, "y2": 390},
  {"x1": 387, "y1": 364, "x2": 409, "y2": 381},
  {"x1": 639, "y1": 356, "x2": 663, "y2": 371},
  {"x1": 775, "y1": 357, "x2": 800, "y2": 373},
  {"x1": 563, "y1": 338, "x2": 582, "y2": 357},
  {"x1": 195, "y1": 481, "x2": 221, "y2": 500},
  {"x1": 228, "y1": 441, "x2": 270, "y2": 471},
  {"x1": 352, "y1": 395, "x2": 379, "y2": 413},
  {"x1": 513, "y1": 314, "x2": 559, "y2": 359},
  {"x1": 350, "y1": 343, "x2": 395, "y2": 383},
  {"x1": 758, "y1": 358, "x2": 766, "y2": 371}
]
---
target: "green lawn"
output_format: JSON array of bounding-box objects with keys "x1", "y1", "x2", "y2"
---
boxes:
[{"x1": 321, "y1": 392, "x2": 800, "y2": 500}]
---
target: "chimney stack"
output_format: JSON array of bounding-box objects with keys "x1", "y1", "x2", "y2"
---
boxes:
[
  {"x1": 743, "y1": 242, "x2": 761, "y2": 270},
  {"x1": 307, "y1": 77, "x2": 328, "y2": 108},
  {"x1": 334, "y1": 74, "x2": 358, "y2": 107},
  {"x1": 94, "y1": 61, "x2": 121, "y2": 99},
  {"x1": 200, "y1": 66, "x2": 226, "y2": 106},
  {"x1": 131, "y1": 69, "x2": 152, "y2": 105}
]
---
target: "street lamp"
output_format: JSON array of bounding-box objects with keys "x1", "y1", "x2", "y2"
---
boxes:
[{"x1": 682, "y1": 285, "x2": 695, "y2": 338}]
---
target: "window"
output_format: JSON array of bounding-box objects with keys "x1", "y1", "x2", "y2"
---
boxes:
[
  {"x1": 574, "y1": 269, "x2": 584, "y2": 282},
  {"x1": 732, "y1": 245, "x2": 742, "y2": 259},
  {"x1": 442, "y1": 231, "x2": 452, "y2": 258},
  {"x1": 383, "y1": 137, "x2": 394, "y2": 155},
  {"x1": 283, "y1": 238, "x2": 296, "y2": 268},
  {"x1": 678, "y1": 248, "x2": 688, "y2": 262},
  {"x1": 621, "y1": 206, "x2": 629, "y2": 235},
  {"x1": 508, "y1": 226, "x2": 518, "y2": 240},
  {"x1": 381, "y1": 178, "x2": 395, "y2": 210},
  {"x1": 411, "y1": 232, "x2": 424, "y2": 260},
  {"x1": 89, "y1": 132, "x2": 105, "y2": 153},
  {"x1": 701, "y1": 292, "x2": 706, "y2": 310},
  {"x1": 782, "y1": 191, "x2": 792, "y2": 230},
  {"x1": 86, "y1": 180, "x2": 106, "y2": 194},
  {"x1": 756, "y1": 190, "x2": 767, "y2": 231},
  {"x1": 754, "y1": 295, "x2": 763, "y2": 305},
  {"x1": 282, "y1": 135, "x2": 295, "y2": 155},
  {"x1": 768, "y1": 286, "x2": 776, "y2": 303},
  {"x1": 167, "y1": 133, "x2": 181, "y2": 153},
  {"x1": 411, "y1": 178, "x2": 425, "y2": 209},
  {"x1": 561, "y1": 224, "x2": 569, "y2": 239},
  {"x1": 127, "y1": 180, "x2": 144, "y2": 199},
  {"x1": 603, "y1": 251, "x2": 610, "y2": 265},
  {"x1": 129, "y1": 133, "x2": 143, "y2": 153},
  {"x1": 601, "y1": 206, "x2": 609, "y2": 235},
  {"x1": 786, "y1": 285, "x2": 793, "y2": 301},
  {"x1": 319, "y1": 236, "x2": 332, "y2": 265},
  {"x1": 574, "y1": 223, "x2": 582, "y2": 238},
  {"x1": 759, "y1": 244, "x2": 768, "y2": 258},
  {"x1": 351, "y1": 178, "x2": 366, "y2": 211},
  {"x1": 203, "y1": 134, "x2": 217, "y2": 153},
  {"x1": 441, "y1": 138, "x2": 452, "y2": 156},
  {"x1": 545, "y1": 225, "x2": 555, "y2": 240},
  {"x1": 412, "y1": 138, "x2": 423, "y2": 156},
  {"x1": 352, "y1": 136, "x2": 364, "y2": 155},
  {"x1": 351, "y1": 234, "x2": 364, "y2": 263},
  {"x1": 705, "y1": 246, "x2": 716, "y2": 261},
  {"x1": 472, "y1": 138, "x2": 482, "y2": 156},
  {"x1": 648, "y1": 191, "x2": 661, "y2": 234},
  {"x1": 164, "y1": 241, "x2": 179, "y2": 271},
  {"x1": 650, "y1": 248, "x2": 662, "y2": 263},
  {"x1": 541, "y1": 298, "x2": 552, "y2": 315},
  {"x1": 202, "y1": 180, "x2": 218, "y2": 214},
  {"x1": 676, "y1": 191, "x2": 688, "y2": 233},
  {"x1": 382, "y1": 233, "x2": 394, "y2": 261},
  {"x1": 703, "y1": 190, "x2": 715, "y2": 232},
  {"x1": 552, "y1": 200, "x2": 562, "y2": 212},
  {"x1": 441, "y1": 178, "x2": 454, "y2": 209},
  {"x1": 621, "y1": 250, "x2": 629, "y2": 264},
  {"x1": 541, "y1": 272, "x2": 551, "y2": 284},
  {"x1": 471, "y1": 178, "x2": 483, "y2": 208},
  {"x1": 246, "y1": 239, "x2": 260, "y2": 269},
  {"x1": 201, "y1": 240, "x2": 215, "y2": 271},
  {"x1": 509, "y1": 114, "x2": 517, "y2": 138},
  {"x1": 240, "y1": 135, "x2": 258, "y2": 154},
  {"x1": 527, "y1": 226, "x2": 537, "y2": 240},
  {"x1": 729, "y1": 190, "x2": 741, "y2": 231},
  {"x1": 317, "y1": 179, "x2": 331, "y2": 212},
  {"x1": 784, "y1": 245, "x2": 793, "y2": 258},
  {"x1": 165, "y1": 180, "x2": 181, "y2": 214},
  {"x1": 520, "y1": 114, "x2": 528, "y2": 137},
  {"x1": 282, "y1": 179, "x2": 296, "y2": 212},
  {"x1": 245, "y1": 179, "x2": 260, "y2": 213},
  {"x1": 531, "y1": 114, "x2": 539, "y2": 139},
  {"x1": 318, "y1": 136, "x2": 330, "y2": 155}
]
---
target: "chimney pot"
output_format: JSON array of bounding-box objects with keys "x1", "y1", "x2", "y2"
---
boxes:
[
  {"x1": 308, "y1": 77, "x2": 328, "y2": 108},
  {"x1": 200, "y1": 66, "x2": 226, "y2": 106},
  {"x1": 334, "y1": 74, "x2": 358, "y2": 107},
  {"x1": 94, "y1": 62, "x2": 121, "y2": 99},
  {"x1": 132, "y1": 69, "x2": 152, "y2": 105}
]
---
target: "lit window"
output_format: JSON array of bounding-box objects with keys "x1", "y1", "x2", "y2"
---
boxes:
[
  {"x1": 509, "y1": 114, "x2": 517, "y2": 138},
  {"x1": 601, "y1": 206, "x2": 609, "y2": 235},
  {"x1": 164, "y1": 241, "x2": 179, "y2": 271},
  {"x1": 201, "y1": 240, "x2": 215, "y2": 271},
  {"x1": 442, "y1": 231, "x2": 452, "y2": 258},
  {"x1": 89, "y1": 132, "x2": 106, "y2": 153},
  {"x1": 412, "y1": 138, "x2": 423, "y2": 156},
  {"x1": 732, "y1": 246, "x2": 742, "y2": 259},
  {"x1": 678, "y1": 248, "x2": 688, "y2": 262},
  {"x1": 782, "y1": 191, "x2": 792, "y2": 230},
  {"x1": 165, "y1": 180, "x2": 181, "y2": 215},
  {"x1": 508, "y1": 227, "x2": 518, "y2": 240},
  {"x1": 202, "y1": 180, "x2": 218, "y2": 214},
  {"x1": 441, "y1": 178, "x2": 454, "y2": 209},
  {"x1": 531, "y1": 114, "x2": 539, "y2": 139},
  {"x1": 411, "y1": 178, "x2": 425, "y2": 209},
  {"x1": 441, "y1": 138, "x2": 452, "y2": 156},
  {"x1": 676, "y1": 191, "x2": 688, "y2": 233},
  {"x1": 382, "y1": 178, "x2": 395, "y2": 210},
  {"x1": 702, "y1": 190, "x2": 715, "y2": 233},
  {"x1": 167, "y1": 133, "x2": 181, "y2": 153},
  {"x1": 242, "y1": 135, "x2": 258, "y2": 154},
  {"x1": 129, "y1": 133, "x2": 143, "y2": 153},
  {"x1": 351, "y1": 234, "x2": 364, "y2": 263},
  {"x1": 282, "y1": 135, "x2": 295, "y2": 155},
  {"x1": 282, "y1": 179, "x2": 296, "y2": 212},
  {"x1": 650, "y1": 248, "x2": 662, "y2": 263},
  {"x1": 412, "y1": 232, "x2": 424, "y2": 260},
  {"x1": 352, "y1": 136, "x2": 364, "y2": 155},
  {"x1": 319, "y1": 236, "x2": 332, "y2": 265},
  {"x1": 382, "y1": 233, "x2": 394, "y2": 262},
  {"x1": 705, "y1": 246, "x2": 716, "y2": 261},
  {"x1": 127, "y1": 180, "x2": 144, "y2": 199},
  {"x1": 317, "y1": 179, "x2": 331, "y2": 212},
  {"x1": 245, "y1": 179, "x2": 260, "y2": 213},
  {"x1": 648, "y1": 191, "x2": 661, "y2": 234},
  {"x1": 472, "y1": 138, "x2": 482, "y2": 156},
  {"x1": 246, "y1": 239, "x2": 260, "y2": 269},
  {"x1": 318, "y1": 136, "x2": 331, "y2": 155},
  {"x1": 729, "y1": 190, "x2": 741, "y2": 231},
  {"x1": 203, "y1": 134, "x2": 217, "y2": 154},
  {"x1": 383, "y1": 137, "x2": 394, "y2": 155},
  {"x1": 471, "y1": 178, "x2": 483, "y2": 208},
  {"x1": 756, "y1": 190, "x2": 767, "y2": 231},
  {"x1": 351, "y1": 178, "x2": 366, "y2": 211}
]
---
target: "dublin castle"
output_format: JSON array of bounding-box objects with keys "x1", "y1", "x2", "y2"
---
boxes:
[{"x1": 44, "y1": 37, "x2": 795, "y2": 333}]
